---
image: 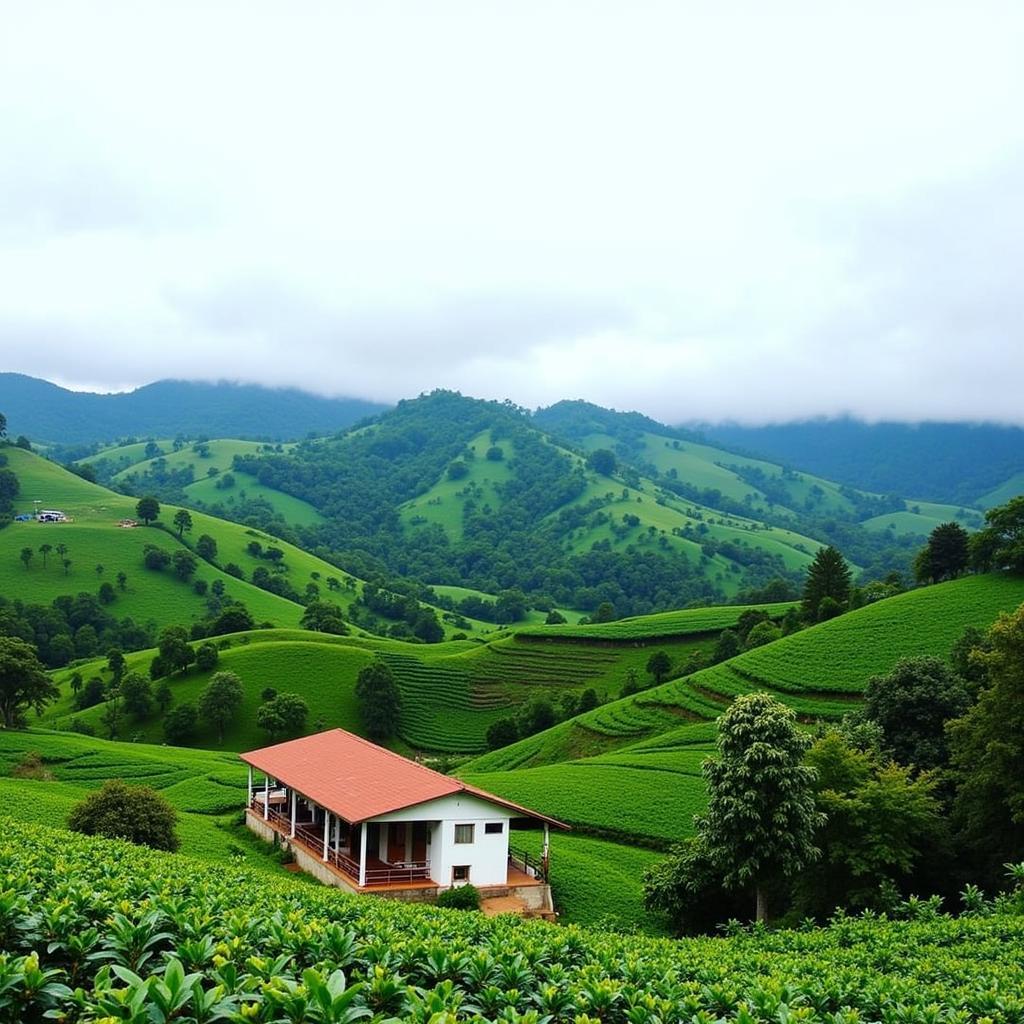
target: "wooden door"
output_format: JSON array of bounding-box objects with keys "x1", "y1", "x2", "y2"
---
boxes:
[
  {"x1": 387, "y1": 823, "x2": 406, "y2": 863},
  {"x1": 412, "y1": 823, "x2": 427, "y2": 862}
]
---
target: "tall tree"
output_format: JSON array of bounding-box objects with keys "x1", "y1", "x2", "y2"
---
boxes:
[
  {"x1": 355, "y1": 660, "x2": 401, "y2": 741},
  {"x1": 696, "y1": 692, "x2": 822, "y2": 922},
  {"x1": 135, "y1": 495, "x2": 161, "y2": 525},
  {"x1": 172, "y1": 508, "x2": 193, "y2": 538},
  {"x1": 646, "y1": 650, "x2": 672, "y2": 683},
  {"x1": 948, "y1": 604, "x2": 1024, "y2": 881},
  {"x1": 156, "y1": 625, "x2": 193, "y2": 676},
  {"x1": 106, "y1": 647, "x2": 126, "y2": 687},
  {"x1": 19, "y1": 547, "x2": 33, "y2": 570},
  {"x1": 796, "y1": 731, "x2": 944, "y2": 916},
  {"x1": 198, "y1": 670, "x2": 244, "y2": 744},
  {"x1": 801, "y1": 545, "x2": 852, "y2": 622},
  {"x1": 915, "y1": 521, "x2": 971, "y2": 584},
  {"x1": 120, "y1": 672, "x2": 153, "y2": 720},
  {"x1": 0, "y1": 637, "x2": 58, "y2": 728},
  {"x1": 38, "y1": 542, "x2": 52, "y2": 568},
  {"x1": 863, "y1": 656, "x2": 969, "y2": 771}
]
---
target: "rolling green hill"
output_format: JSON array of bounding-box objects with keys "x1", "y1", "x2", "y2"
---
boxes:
[
  {"x1": 86, "y1": 437, "x2": 325, "y2": 527},
  {"x1": 0, "y1": 447, "x2": 478, "y2": 642},
  {"x1": 461, "y1": 574, "x2": 1024, "y2": 845},
  {"x1": 41, "y1": 599, "x2": 780, "y2": 753}
]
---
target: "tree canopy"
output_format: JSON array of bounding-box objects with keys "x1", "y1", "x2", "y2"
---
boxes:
[
  {"x1": 915, "y1": 521, "x2": 970, "y2": 584},
  {"x1": 801, "y1": 545, "x2": 852, "y2": 621},
  {"x1": 0, "y1": 636, "x2": 58, "y2": 728},
  {"x1": 355, "y1": 660, "x2": 401, "y2": 742},
  {"x1": 948, "y1": 603, "x2": 1024, "y2": 880},
  {"x1": 863, "y1": 656, "x2": 969, "y2": 771},
  {"x1": 696, "y1": 692, "x2": 822, "y2": 922},
  {"x1": 970, "y1": 496, "x2": 1024, "y2": 574},
  {"x1": 135, "y1": 495, "x2": 161, "y2": 525},
  {"x1": 198, "y1": 671, "x2": 244, "y2": 744}
]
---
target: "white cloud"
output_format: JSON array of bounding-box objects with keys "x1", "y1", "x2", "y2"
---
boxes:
[{"x1": 1, "y1": 1, "x2": 1023, "y2": 422}]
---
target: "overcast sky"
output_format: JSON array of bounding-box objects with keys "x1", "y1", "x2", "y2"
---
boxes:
[{"x1": 1, "y1": 2, "x2": 1023, "y2": 424}]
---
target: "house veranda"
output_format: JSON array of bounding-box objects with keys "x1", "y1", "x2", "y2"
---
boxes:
[{"x1": 242, "y1": 729, "x2": 567, "y2": 917}]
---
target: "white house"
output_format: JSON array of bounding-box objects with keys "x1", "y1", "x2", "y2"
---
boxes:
[{"x1": 241, "y1": 729, "x2": 568, "y2": 917}]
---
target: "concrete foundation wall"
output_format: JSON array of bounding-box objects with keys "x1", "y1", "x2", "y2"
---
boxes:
[{"x1": 246, "y1": 809, "x2": 554, "y2": 916}]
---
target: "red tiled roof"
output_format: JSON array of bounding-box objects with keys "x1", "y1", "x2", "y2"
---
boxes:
[{"x1": 240, "y1": 729, "x2": 568, "y2": 828}]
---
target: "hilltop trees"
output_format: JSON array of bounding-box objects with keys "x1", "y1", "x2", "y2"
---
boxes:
[
  {"x1": 135, "y1": 495, "x2": 160, "y2": 525},
  {"x1": 198, "y1": 671, "x2": 244, "y2": 744},
  {"x1": 862, "y1": 657, "x2": 969, "y2": 771},
  {"x1": 970, "y1": 496, "x2": 1024, "y2": 573},
  {"x1": 172, "y1": 509, "x2": 193, "y2": 538},
  {"x1": 698, "y1": 693, "x2": 820, "y2": 922},
  {"x1": 915, "y1": 522, "x2": 970, "y2": 584},
  {"x1": 801, "y1": 546, "x2": 852, "y2": 622},
  {"x1": 355, "y1": 660, "x2": 401, "y2": 741},
  {"x1": 0, "y1": 637, "x2": 58, "y2": 727}
]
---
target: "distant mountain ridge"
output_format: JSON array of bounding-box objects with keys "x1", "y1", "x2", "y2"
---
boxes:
[
  {"x1": 0, "y1": 373, "x2": 388, "y2": 444},
  {"x1": 703, "y1": 419, "x2": 1024, "y2": 505}
]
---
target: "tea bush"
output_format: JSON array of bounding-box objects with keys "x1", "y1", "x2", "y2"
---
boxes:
[{"x1": 2, "y1": 818, "x2": 1023, "y2": 1023}]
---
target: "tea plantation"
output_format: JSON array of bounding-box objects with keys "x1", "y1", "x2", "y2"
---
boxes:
[
  {"x1": 3, "y1": 819, "x2": 1023, "y2": 1022},
  {"x1": 466, "y1": 572, "x2": 1024, "y2": 771}
]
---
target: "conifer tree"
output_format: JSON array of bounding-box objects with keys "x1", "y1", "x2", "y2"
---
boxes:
[{"x1": 801, "y1": 545, "x2": 852, "y2": 622}]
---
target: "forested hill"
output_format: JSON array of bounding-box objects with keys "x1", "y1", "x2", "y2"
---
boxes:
[
  {"x1": 0, "y1": 374, "x2": 386, "y2": 445},
  {"x1": 705, "y1": 419, "x2": 1024, "y2": 505},
  {"x1": 227, "y1": 392, "x2": 955, "y2": 616}
]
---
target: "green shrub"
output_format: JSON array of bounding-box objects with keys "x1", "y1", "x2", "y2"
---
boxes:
[
  {"x1": 67, "y1": 778, "x2": 179, "y2": 852},
  {"x1": 436, "y1": 883, "x2": 480, "y2": 911}
]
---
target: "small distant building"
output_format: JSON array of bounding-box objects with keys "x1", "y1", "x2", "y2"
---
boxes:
[
  {"x1": 241, "y1": 729, "x2": 567, "y2": 918},
  {"x1": 37, "y1": 509, "x2": 68, "y2": 523}
]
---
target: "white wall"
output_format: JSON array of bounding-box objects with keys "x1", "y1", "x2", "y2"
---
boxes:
[{"x1": 368, "y1": 792, "x2": 511, "y2": 887}]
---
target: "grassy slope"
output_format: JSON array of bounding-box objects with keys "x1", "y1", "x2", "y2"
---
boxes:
[
  {"x1": 0, "y1": 728, "x2": 279, "y2": 869},
  {"x1": 1, "y1": 448, "x2": 482, "y2": 638},
  {"x1": 979, "y1": 471, "x2": 1024, "y2": 509},
  {"x1": 460, "y1": 574, "x2": 1024, "y2": 843},
  {"x1": 88, "y1": 438, "x2": 324, "y2": 527}
]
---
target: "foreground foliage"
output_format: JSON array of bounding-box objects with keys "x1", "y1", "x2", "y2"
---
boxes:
[{"x1": 2, "y1": 819, "x2": 1024, "y2": 1023}]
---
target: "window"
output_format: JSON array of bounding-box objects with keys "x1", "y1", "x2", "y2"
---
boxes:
[
  {"x1": 454, "y1": 824, "x2": 474, "y2": 844},
  {"x1": 485, "y1": 822, "x2": 504, "y2": 835},
  {"x1": 453, "y1": 865, "x2": 471, "y2": 881}
]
